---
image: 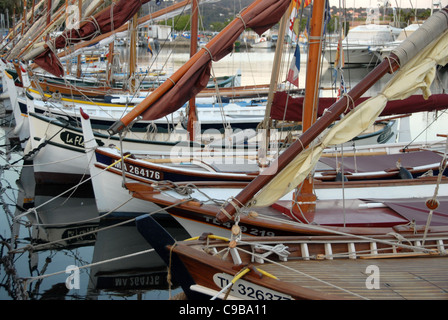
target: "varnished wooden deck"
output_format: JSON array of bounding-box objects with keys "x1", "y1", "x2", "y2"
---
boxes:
[{"x1": 260, "y1": 257, "x2": 448, "y2": 300}]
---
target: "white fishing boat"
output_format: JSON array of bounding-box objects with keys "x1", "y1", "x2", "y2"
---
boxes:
[{"x1": 250, "y1": 35, "x2": 274, "y2": 48}]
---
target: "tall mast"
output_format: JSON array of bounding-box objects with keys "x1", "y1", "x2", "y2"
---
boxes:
[
  {"x1": 261, "y1": 4, "x2": 290, "y2": 139},
  {"x1": 290, "y1": 0, "x2": 327, "y2": 219},
  {"x1": 76, "y1": 0, "x2": 83, "y2": 78},
  {"x1": 107, "y1": 41, "x2": 114, "y2": 85},
  {"x1": 187, "y1": 0, "x2": 199, "y2": 140},
  {"x1": 46, "y1": 0, "x2": 52, "y2": 41},
  {"x1": 31, "y1": 0, "x2": 36, "y2": 25},
  {"x1": 22, "y1": 0, "x2": 27, "y2": 36},
  {"x1": 129, "y1": 13, "x2": 138, "y2": 91}
]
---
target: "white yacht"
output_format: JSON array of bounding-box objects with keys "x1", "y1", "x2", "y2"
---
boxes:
[{"x1": 324, "y1": 24, "x2": 402, "y2": 65}]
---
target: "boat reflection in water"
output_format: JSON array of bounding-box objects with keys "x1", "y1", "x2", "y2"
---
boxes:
[
  {"x1": 87, "y1": 213, "x2": 190, "y2": 298},
  {"x1": 8, "y1": 165, "x2": 189, "y2": 300}
]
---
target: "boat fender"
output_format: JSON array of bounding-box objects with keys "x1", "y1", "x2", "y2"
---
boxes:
[
  {"x1": 103, "y1": 95, "x2": 114, "y2": 103},
  {"x1": 398, "y1": 166, "x2": 413, "y2": 179}
]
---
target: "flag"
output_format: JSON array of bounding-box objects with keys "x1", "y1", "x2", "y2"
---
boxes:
[
  {"x1": 298, "y1": 0, "x2": 312, "y2": 8},
  {"x1": 287, "y1": 44, "x2": 300, "y2": 87},
  {"x1": 287, "y1": 0, "x2": 299, "y2": 43},
  {"x1": 336, "y1": 73, "x2": 346, "y2": 100},
  {"x1": 334, "y1": 36, "x2": 344, "y2": 69},
  {"x1": 287, "y1": 0, "x2": 312, "y2": 43}
]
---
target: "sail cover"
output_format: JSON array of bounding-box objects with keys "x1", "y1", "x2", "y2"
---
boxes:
[
  {"x1": 34, "y1": 0, "x2": 151, "y2": 77},
  {"x1": 249, "y1": 25, "x2": 448, "y2": 208},
  {"x1": 139, "y1": 0, "x2": 291, "y2": 121}
]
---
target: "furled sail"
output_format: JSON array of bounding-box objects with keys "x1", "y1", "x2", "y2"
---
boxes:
[
  {"x1": 43, "y1": 0, "x2": 196, "y2": 65},
  {"x1": 33, "y1": 0, "x2": 151, "y2": 77},
  {"x1": 58, "y1": 0, "x2": 207, "y2": 63},
  {"x1": 270, "y1": 92, "x2": 448, "y2": 121},
  {"x1": 249, "y1": 26, "x2": 448, "y2": 208}
]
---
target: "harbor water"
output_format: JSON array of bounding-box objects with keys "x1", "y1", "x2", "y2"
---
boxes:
[{"x1": 1, "y1": 47, "x2": 448, "y2": 300}]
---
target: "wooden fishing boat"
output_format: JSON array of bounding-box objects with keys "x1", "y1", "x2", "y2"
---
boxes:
[{"x1": 136, "y1": 213, "x2": 448, "y2": 300}]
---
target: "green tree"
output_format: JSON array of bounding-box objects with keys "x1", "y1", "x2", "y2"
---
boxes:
[
  {"x1": 159, "y1": 14, "x2": 191, "y2": 32},
  {"x1": 0, "y1": 0, "x2": 18, "y2": 29},
  {"x1": 417, "y1": 9, "x2": 431, "y2": 20}
]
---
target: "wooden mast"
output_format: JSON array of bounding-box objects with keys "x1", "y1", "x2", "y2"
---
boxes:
[
  {"x1": 106, "y1": 41, "x2": 114, "y2": 85},
  {"x1": 31, "y1": 0, "x2": 35, "y2": 25},
  {"x1": 22, "y1": 0, "x2": 27, "y2": 36},
  {"x1": 46, "y1": 0, "x2": 52, "y2": 41},
  {"x1": 260, "y1": 3, "x2": 290, "y2": 159},
  {"x1": 12, "y1": 6, "x2": 15, "y2": 45},
  {"x1": 76, "y1": 0, "x2": 83, "y2": 78},
  {"x1": 187, "y1": 0, "x2": 199, "y2": 141},
  {"x1": 129, "y1": 13, "x2": 138, "y2": 92},
  {"x1": 290, "y1": 0, "x2": 326, "y2": 220}
]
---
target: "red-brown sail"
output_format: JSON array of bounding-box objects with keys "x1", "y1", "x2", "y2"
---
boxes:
[
  {"x1": 33, "y1": 0, "x2": 151, "y2": 77},
  {"x1": 270, "y1": 92, "x2": 448, "y2": 121}
]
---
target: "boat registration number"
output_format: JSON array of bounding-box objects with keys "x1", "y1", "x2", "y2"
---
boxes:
[
  {"x1": 114, "y1": 162, "x2": 163, "y2": 180},
  {"x1": 213, "y1": 273, "x2": 292, "y2": 300}
]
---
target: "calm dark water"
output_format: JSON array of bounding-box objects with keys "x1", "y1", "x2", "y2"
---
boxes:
[
  {"x1": 0, "y1": 153, "x2": 189, "y2": 300},
  {"x1": 1, "y1": 55, "x2": 447, "y2": 300}
]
